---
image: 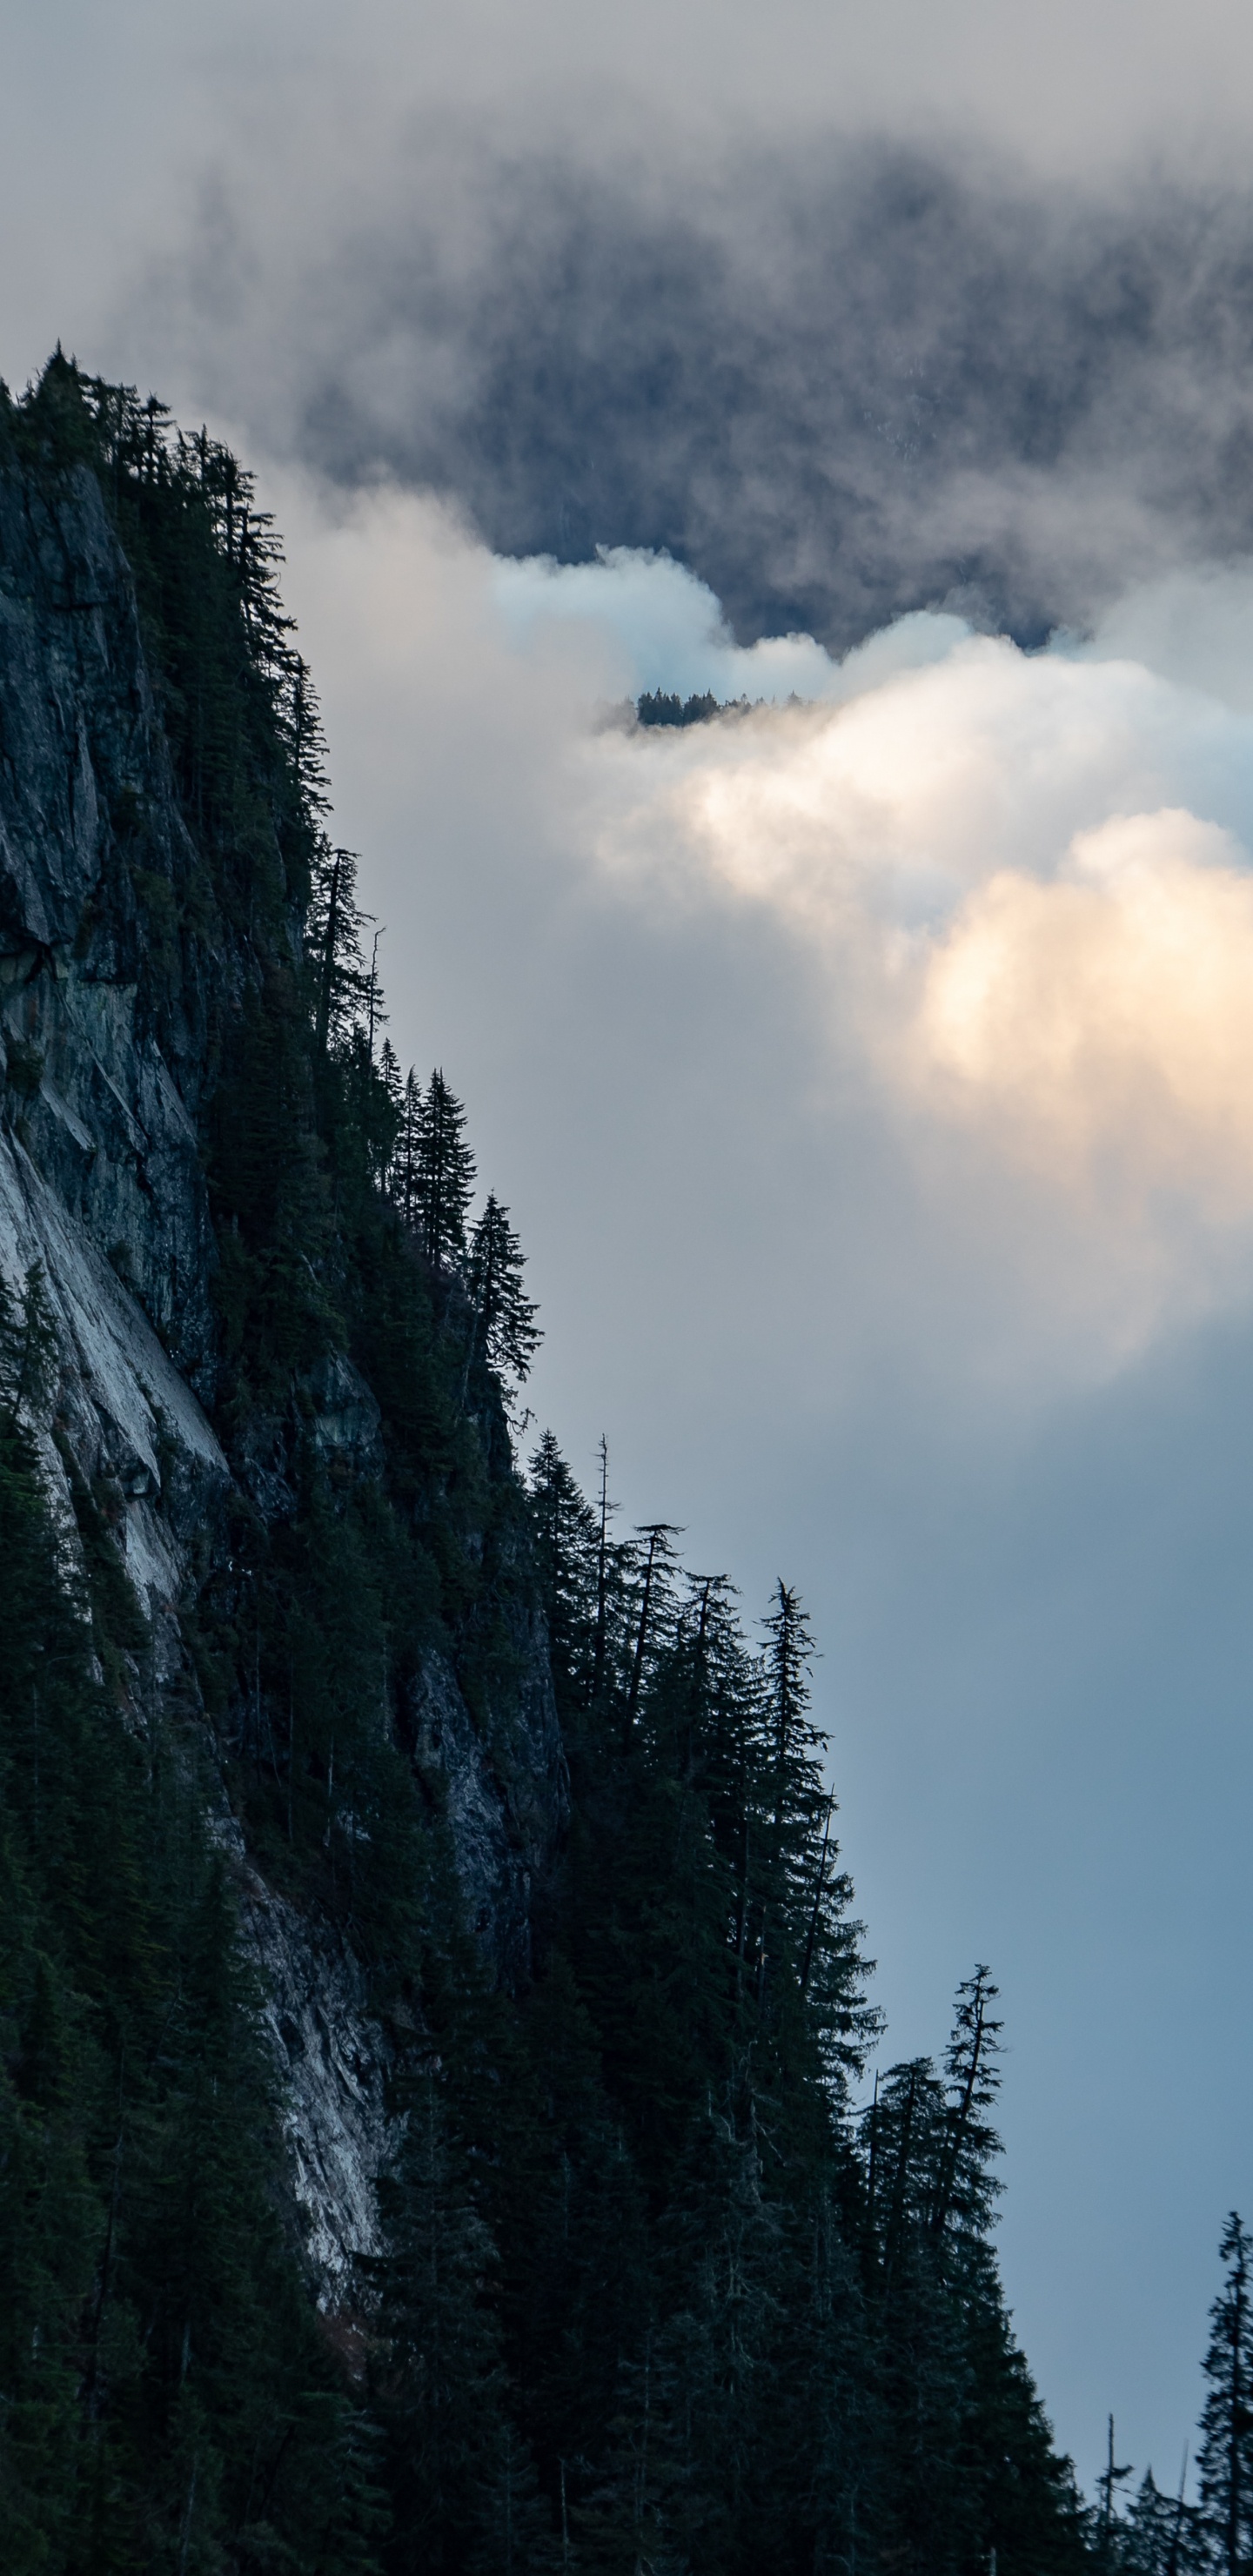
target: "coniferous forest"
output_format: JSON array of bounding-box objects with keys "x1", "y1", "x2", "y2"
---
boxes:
[{"x1": 0, "y1": 354, "x2": 1246, "y2": 2574}]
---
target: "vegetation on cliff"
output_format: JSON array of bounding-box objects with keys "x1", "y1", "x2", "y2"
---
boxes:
[{"x1": 0, "y1": 356, "x2": 1228, "y2": 2575}]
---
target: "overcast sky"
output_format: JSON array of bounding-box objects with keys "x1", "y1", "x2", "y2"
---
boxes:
[{"x1": 11, "y1": 0, "x2": 1253, "y2": 2496}]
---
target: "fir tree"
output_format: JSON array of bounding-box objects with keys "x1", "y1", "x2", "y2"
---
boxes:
[
  {"x1": 374, "y1": 2069, "x2": 510, "y2": 2575},
  {"x1": 1200, "y1": 2215, "x2": 1253, "y2": 2576},
  {"x1": 529, "y1": 1432, "x2": 603, "y2": 1713},
  {"x1": 0, "y1": 1262, "x2": 57, "y2": 1425},
  {"x1": 465, "y1": 1193, "x2": 541, "y2": 1385},
  {"x1": 1119, "y1": 2465, "x2": 1208, "y2": 2575},
  {"x1": 395, "y1": 1068, "x2": 423, "y2": 1227},
  {"x1": 310, "y1": 841, "x2": 372, "y2": 1059},
  {"x1": 413, "y1": 1070, "x2": 476, "y2": 1271}
]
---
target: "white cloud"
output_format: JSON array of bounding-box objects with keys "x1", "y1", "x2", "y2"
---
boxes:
[
  {"x1": 491, "y1": 545, "x2": 966, "y2": 706},
  {"x1": 551, "y1": 606, "x2": 1253, "y2": 1354},
  {"x1": 272, "y1": 489, "x2": 1253, "y2": 1379},
  {"x1": 912, "y1": 808, "x2": 1253, "y2": 1209}
]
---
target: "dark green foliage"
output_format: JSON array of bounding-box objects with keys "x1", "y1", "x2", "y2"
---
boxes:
[
  {"x1": 0, "y1": 1368, "x2": 382, "y2": 2573},
  {"x1": 3, "y1": 1037, "x2": 45, "y2": 1100},
  {"x1": 465, "y1": 1194, "x2": 541, "y2": 1386},
  {"x1": 1101, "y1": 2219, "x2": 1253, "y2": 2575},
  {"x1": 0, "y1": 1262, "x2": 57, "y2": 1423},
  {"x1": 1198, "y1": 2216, "x2": 1253, "y2": 2575},
  {"x1": 635, "y1": 690, "x2": 723, "y2": 727},
  {"x1": 1116, "y1": 2469, "x2": 1209, "y2": 2574},
  {"x1": 510, "y1": 1434, "x2": 1091, "y2": 2576},
  {"x1": 412, "y1": 1070, "x2": 476, "y2": 1274}
]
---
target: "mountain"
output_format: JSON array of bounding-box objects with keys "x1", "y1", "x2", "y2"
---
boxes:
[{"x1": 0, "y1": 355, "x2": 1094, "y2": 2575}]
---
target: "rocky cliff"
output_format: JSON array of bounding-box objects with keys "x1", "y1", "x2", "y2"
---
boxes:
[{"x1": 0, "y1": 365, "x2": 564, "y2": 2311}]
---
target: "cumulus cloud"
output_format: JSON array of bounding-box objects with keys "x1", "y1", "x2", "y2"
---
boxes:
[
  {"x1": 534, "y1": 606, "x2": 1253, "y2": 1348},
  {"x1": 492, "y1": 548, "x2": 854, "y2": 705},
  {"x1": 271, "y1": 479, "x2": 1253, "y2": 1392},
  {"x1": 912, "y1": 810, "x2": 1253, "y2": 1205}
]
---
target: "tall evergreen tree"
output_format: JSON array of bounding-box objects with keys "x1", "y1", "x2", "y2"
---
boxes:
[
  {"x1": 310, "y1": 841, "x2": 372, "y2": 1059},
  {"x1": 395, "y1": 1068, "x2": 423, "y2": 1227},
  {"x1": 1200, "y1": 2215, "x2": 1253, "y2": 2576},
  {"x1": 413, "y1": 1070, "x2": 476, "y2": 1271},
  {"x1": 1118, "y1": 2465, "x2": 1209, "y2": 2575},
  {"x1": 374, "y1": 2068, "x2": 519, "y2": 2576},
  {"x1": 465, "y1": 1193, "x2": 541, "y2": 1385}
]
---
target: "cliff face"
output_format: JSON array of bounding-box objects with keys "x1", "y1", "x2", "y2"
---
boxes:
[{"x1": 0, "y1": 411, "x2": 563, "y2": 2304}]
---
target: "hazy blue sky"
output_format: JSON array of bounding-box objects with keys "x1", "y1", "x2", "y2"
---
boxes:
[{"x1": 10, "y1": 0, "x2": 1253, "y2": 2496}]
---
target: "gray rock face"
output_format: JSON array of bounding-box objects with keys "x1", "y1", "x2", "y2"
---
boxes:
[
  {"x1": 243, "y1": 1869, "x2": 396, "y2": 2303},
  {"x1": 303, "y1": 1349, "x2": 385, "y2": 1485},
  {"x1": 0, "y1": 461, "x2": 219, "y2": 1388},
  {"x1": 0, "y1": 445, "x2": 562, "y2": 2313}
]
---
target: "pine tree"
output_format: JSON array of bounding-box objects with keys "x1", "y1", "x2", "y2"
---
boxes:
[
  {"x1": 571, "y1": 2332, "x2": 688, "y2": 2576},
  {"x1": 310, "y1": 842, "x2": 372, "y2": 1058},
  {"x1": 465, "y1": 1193, "x2": 541, "y2": 1385},
  {"x1": 374, "y1": 2069, "x2": 508, "y2": 2575},
  {"x1": 469, "y1": 2417, "x2": 556, "y2": 2575},
  {"x1": 528, "y1": 1433, "x2": 603, "y2": 1714},
  {"x1": 1120, "y1": 2465, "x2": 1208, "y2": 2574},
  {"x1": 930, "y1": 1965, "x2": 1003, "y2": 2245},
  {"x1": 1199, "y1": 2214, "x2": 1253, "y2": 2575},
  {"x1": 1096, "y1": 2416, "x2": 1135, "y2": 2564},
  {"x1": 396, "y1": 1068, "x2": 423, "y2": 1227},
  {"x1": 0, "y1": 1263, "x2": 57, "y2": 1425},
  {"x1": 624, "y1": 1523, "x2": 682, "y2": 1739},
  {"x1": 413, "y1": 1070, "x2": 476, "y2": 1271}
]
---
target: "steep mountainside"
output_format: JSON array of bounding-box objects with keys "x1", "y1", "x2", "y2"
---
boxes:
[
  {"x1": 0, "y1": 360, "x2": 1096, "y2": 2576},
  {"x1": 0, "y1": 366, "x2": 563, "y2": 2293}
]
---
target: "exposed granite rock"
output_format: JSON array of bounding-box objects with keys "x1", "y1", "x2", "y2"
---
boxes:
[
  {"x1": 0, "y1": 460, "x2": 220, "y2": 1391},
  {"x1": 242, "y1": 1868, "x2": 396, "y2": 2304},
  {"x1": 302, "y1": 1349, "x2": 385, "y2": 1486}
]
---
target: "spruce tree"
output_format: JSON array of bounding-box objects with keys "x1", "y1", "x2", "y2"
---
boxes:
[
  {"x1": 374, "y1": 2067, "x2": 510, "y2": 2575},
  {"x1": 396, "y1": 1068, "x2": 423, "y2": 1227},
  {"x1": 1120, "y1": 2465, "x2": 1208, "y2": 2574},
  {"x1": 465, "y1": 1193, "x2": 541, "y2": 1385},
  {"x1": 413, "y1": 1070, "x2": 476, "y2": 1271},
  {"x1": 310, "y1": 842, "x2": 372, "y2": 1059},
  {"x1": 1200, "y1": 2214, "x2": 1253, "y2": 2575},
  {"x1": 528, "y1": 1433, "x2": 603, "y2": 1714}
]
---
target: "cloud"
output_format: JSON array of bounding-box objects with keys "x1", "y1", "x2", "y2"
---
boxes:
[
  {"x1": 270, "y1": 477, "x2": 1253, "y2": 1399},
  {"x1": 116, "y1": 133, "x2": 1253, "y2": 661},
  {"x1": 543, "y1": 614, "x2": 1253, "y2": 1355},
  {"x1": 20, "y1": 14, "x2": 1253, "y2": 670},
  {"x1": 912, "y1": 810, "x2": 1253, "y2": 1211},
  {"x1": 492, "y1": 547, "x2": 851, "y2": 705}
]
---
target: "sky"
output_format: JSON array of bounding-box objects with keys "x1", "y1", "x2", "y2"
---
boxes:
[{"x1": 10, "y1": 0, "x2": 1253, "y2": 2497}]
